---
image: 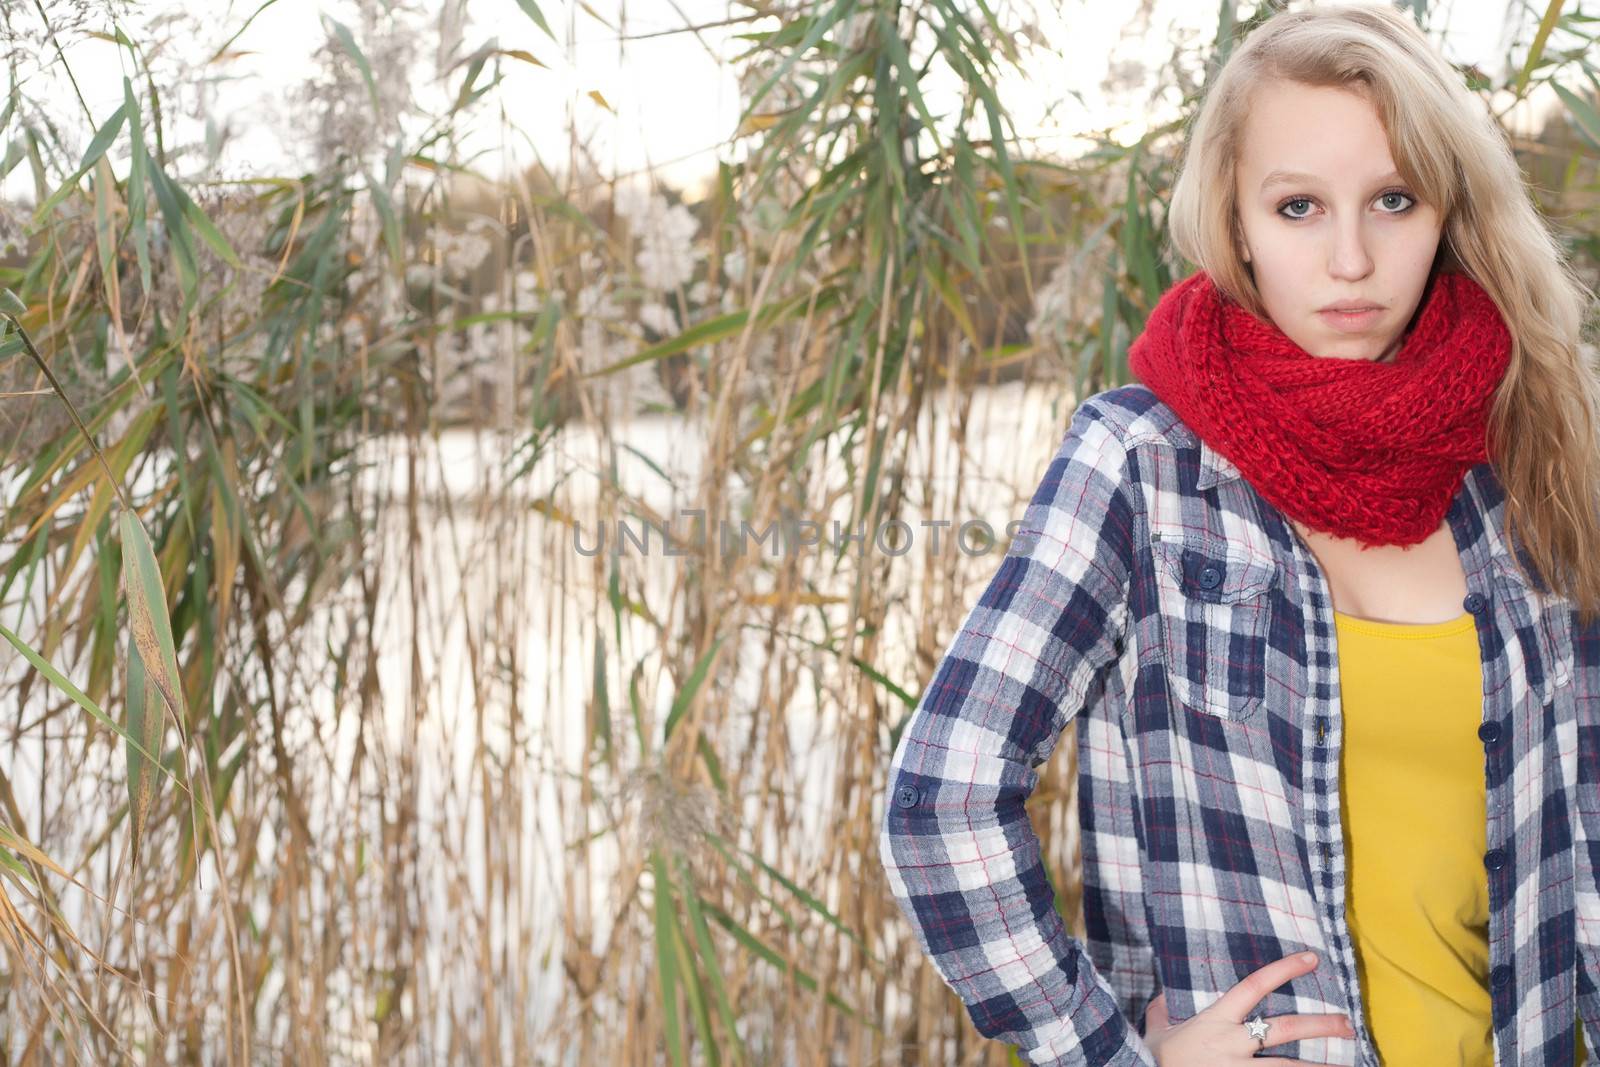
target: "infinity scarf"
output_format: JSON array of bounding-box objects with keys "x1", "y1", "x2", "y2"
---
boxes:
[{"x1": 1127, "y1": 269, "x2": 1512, "y2": 547}]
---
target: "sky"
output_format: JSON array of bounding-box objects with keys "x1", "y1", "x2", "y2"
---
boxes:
[{"x1": 0, "y1": 0, "x2": 1554, "y2": 204}]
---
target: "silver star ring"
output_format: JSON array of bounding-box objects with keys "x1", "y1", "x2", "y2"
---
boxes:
[{"x1": 1244, "y1": 1016, "x2": 1271, "y2": 1049}]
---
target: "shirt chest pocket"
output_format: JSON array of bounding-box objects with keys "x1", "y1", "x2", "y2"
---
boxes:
[
  {"x1": 1491, "y1": 552, "x2": 1575, "y2": 704},
  {"x1": 1149, "y1": 536, "x2": 1281, "y2": 723}
]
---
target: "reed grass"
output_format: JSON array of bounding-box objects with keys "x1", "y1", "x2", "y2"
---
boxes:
[{"x1": 0, "y1": 1, "x2": 1594, "y2": 1064}]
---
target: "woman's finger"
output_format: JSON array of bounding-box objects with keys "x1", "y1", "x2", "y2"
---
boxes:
[
  {"x1": 1208, "y1": 951, "x2": 1321, "y2": 1023},
  {"x1": 1143, "y1": 991, "x2": 1168, "y2": 1034},
  {"x1": 1239, "y1": 1011, "x2": 1357, "y2": 1049}
]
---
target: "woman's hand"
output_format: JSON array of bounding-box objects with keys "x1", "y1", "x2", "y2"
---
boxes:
[{"x1": 1143, "y1": 951, "x2": 1357, "y2": 1065}]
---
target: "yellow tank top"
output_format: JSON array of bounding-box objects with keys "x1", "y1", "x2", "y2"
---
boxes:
[{"x1": 1333, "y1": 608, "x2": 1584, "y2": 1066}]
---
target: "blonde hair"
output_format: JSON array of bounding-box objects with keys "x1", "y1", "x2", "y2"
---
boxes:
[{"x1": 1166, "y1": 1, "x2": 1600, "y2": 621}]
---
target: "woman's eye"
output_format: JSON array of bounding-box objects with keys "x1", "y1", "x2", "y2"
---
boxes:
[
  {"x1": 1277, "y1": 190, "x2": 1417, "y2": 220},
  {"x1": 1280, "y1": 197, "x2": 1313, "y2": 219}
]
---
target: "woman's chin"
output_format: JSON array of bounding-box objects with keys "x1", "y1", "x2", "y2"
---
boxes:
[
  {"x1": 1304, "y1": 333, "x2": 1394, "y2": 362},
  {"x1": 1309, "y1": 346, "x2": 1383, "y2": 362}
]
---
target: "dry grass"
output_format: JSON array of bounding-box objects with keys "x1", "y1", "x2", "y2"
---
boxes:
[{"x1": 0, "y1": 1, "x2": 1594, "y2": 1064}]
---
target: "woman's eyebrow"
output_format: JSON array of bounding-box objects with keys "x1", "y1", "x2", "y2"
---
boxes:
[{"x1": 1259, "y1": 168, "x2": 1405, "y2": 191}]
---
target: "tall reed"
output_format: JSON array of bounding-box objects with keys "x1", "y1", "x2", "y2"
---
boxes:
[{"x1": 0, "y1": 1, "x2": 1594, "y2": 1063}]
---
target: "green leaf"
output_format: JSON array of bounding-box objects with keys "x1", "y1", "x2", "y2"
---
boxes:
[
  {"x1": 662, "y1": 636, "x2": 724, "y2": 741},
  {"x1": 123, "y1": 78, "x2": 152, "y2": 298},
  {"x1": 700, "y1": 897, "x2": 877, "y2": 1026},
  {"x1": 124, "y1": 631, "x2": 165, "y2": 865},
  {"x1": 1553, "y1": 81, "x2": 1600, "y2": 151},
  {"x1": 853, "y1": 655, "x2": 916, "y2": 708},
  {"x1": 324, "y1": 15, "x2": 379, "y2": 116},
  {"x1": 165, "y1": 170, "x2": 242, "y2": 268},
  {"x1": 147, "y1": 167, "x2": 199, "y2": 318},
  {"x1": 452, "y1": 53, "x2": 490, "y2": 113},
  {"x1": 584, "y1": 289, "x2": 844, "y2": 379},
  {"x1": 675, "y1": 851, "x2": 742, "y2": 1061},
  {"x1": 32, "y1": 101, "x2": 127, "y2": 222},
  {"x1": 591, "y1": 628, "x2": 612, "y2": 767},
  {"x1": 512, "y1": 0, "x2": 557, "y2": 41},
  {"x1": 119, "y1": 510, "x2": 188, "y2": 735},
  {"x1": 1516, "y1": 0, "x2": 1567, "y2": 97},
  {"x1": 0, "y1": 620, "x2": 174, "y2": 780},
  {"x1": 879, "y1": 12, "x2": 942, "y2": 154},
  {"x1": 366, "y1": 167, "x2": 404, "y2": 269},
  {"x1": 739, "y1": 0, "x2": 851, "y2": 118},
  {"x1": 696, "y1": 735, "x2": 725, "y2": 793},
  {"x1": 651, "y1": 851, "x2": 687, "y2": 1067},
  {"x1": 92, "y1": 157, "x2": 120, "y2": 323},
  {"x1": 724, "y1": 832, "x2": 880, "y2": 965},
  {"x1": 670, "y1": 879, "x2": 718, "y2": 1067}
]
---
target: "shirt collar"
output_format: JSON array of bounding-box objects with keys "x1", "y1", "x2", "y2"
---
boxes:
[
  {"x1": 1175, "y1": 416, "x2": 1531, "y2": 589},
  {"x1": 1195, "y1": 437, "x2": 1241, "y2": 491},
  {"x1": 1193, "y1": 440, "x2": 1525, "y2": 586}
]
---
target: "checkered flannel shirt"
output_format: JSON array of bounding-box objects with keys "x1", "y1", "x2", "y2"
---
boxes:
[{"x1": 878, "y1": 384, "x2": 1600, "y2": 1066}]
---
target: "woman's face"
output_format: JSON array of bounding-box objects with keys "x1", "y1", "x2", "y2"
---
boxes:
[{"x1": 1232, "y1": 80, "x2": 1445, "y2": 362}]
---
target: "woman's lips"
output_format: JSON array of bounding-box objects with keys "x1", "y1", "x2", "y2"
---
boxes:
[{"x1": 1318, "y1": 306, "x2": 1382, "y2": 332}]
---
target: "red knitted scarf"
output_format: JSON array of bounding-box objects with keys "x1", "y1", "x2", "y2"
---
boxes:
[{"x1": 1127, "y1": 269, "x2": 1512, "y2": 547}]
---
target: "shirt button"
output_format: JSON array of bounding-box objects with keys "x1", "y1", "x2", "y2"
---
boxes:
[
  {"x1": 1490, "y1": 964, "x2": 1513, "y2": 990},
  {"x1": 1199, "y1": 564, "x2": 1223, "y2": 590},
  {"x1": 1478, "y1": 721, "x2": 1502, "y2": 746},
  {"x1": 1315, "y1": 717, "x2": 1327, "y2": 745},
  {"x1": 1483, "y1": 847, "x2": 1508, "y2": 871},
  {"x1": 894, "y1": 784, "x2": 921, "y2": 809},
  {"x1": 1464, "y1": 592, "x2": 1487, "y2": 615}
]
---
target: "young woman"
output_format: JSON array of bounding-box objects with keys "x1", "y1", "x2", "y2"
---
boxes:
[{"x1": 878, "y1": 4, "x2": 1600, "y2": 1065}]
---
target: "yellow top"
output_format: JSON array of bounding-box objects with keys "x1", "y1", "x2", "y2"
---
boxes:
[{"x1": 1333, "y1": 608, "x2": 1584, "y2": 1066}]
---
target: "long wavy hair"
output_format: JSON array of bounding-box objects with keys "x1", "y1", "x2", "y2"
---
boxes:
[{"x1": 1165, "y1": 1, "x2": 1600, "y2": 621}]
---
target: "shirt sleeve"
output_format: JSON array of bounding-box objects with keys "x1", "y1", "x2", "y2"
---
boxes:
[
  {"x1": 1573, "y1": 604, "x2": 1600, "y2": 1065},
  {"x1": 877, "y1": 397, "x2": 1154, "y2": 1066}
]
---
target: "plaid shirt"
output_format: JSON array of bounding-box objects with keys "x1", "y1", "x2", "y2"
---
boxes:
[{"x1": 878, "y1": 384, "x2": 1600, "y2": 1066}]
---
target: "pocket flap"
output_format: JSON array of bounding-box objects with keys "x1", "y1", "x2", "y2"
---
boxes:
[
  {"x1": 1153, "y1": 540, "x2": 1280, "y2": 604},
  {"x1": 1149, "y1": 536, "x2": 1281, "y2": 721}
]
